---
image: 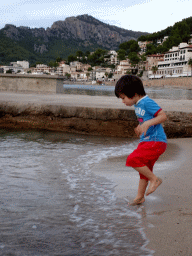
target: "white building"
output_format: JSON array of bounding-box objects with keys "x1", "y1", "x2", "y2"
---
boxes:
[
  {"x1": 16, "y1": 61, "x2": 29, "y2": 69},
  {"x1": 33, "y1": 64, "x2": 54, "y2": 74},
  {"x1": 157, "y1": 42, "x2": 192, "y2": 77},
  {"x1": 116, "y1": 60, "x2": 132, "y2": 75},
  {"x1": 108, "y1": 50, "x2": 119, "y2": 65},
  {"x1": 3, "y1": 62, "x2": 25, "y2": 73},
  {"x1": 9, "y1": 60, "x2": 29, "y2": 69}
]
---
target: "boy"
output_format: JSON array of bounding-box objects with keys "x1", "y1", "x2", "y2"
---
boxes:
[{"x1": 115, "y1": 75, "x2": 167, "y2": 205}]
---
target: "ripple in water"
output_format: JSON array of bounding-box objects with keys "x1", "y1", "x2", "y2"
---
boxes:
[{"x1": 0, "y1": 130, "x2": 154, "y2": 255}]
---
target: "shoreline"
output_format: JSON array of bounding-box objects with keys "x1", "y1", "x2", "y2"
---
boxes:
[{"x1": 92, "y1": 138, "x2": 192, "y2": 255}]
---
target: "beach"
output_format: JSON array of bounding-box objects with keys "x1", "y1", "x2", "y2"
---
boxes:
[
  {"x1": 0, "y1": 90, "x2": 192, "y2": 255},
  {"x1": 92, "y1": 137, "x2": 192, "y2": 255}
]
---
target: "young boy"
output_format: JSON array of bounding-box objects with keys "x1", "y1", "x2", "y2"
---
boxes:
[{"x1": 115, "y1": 75, "x2": 167, "y2": 205}]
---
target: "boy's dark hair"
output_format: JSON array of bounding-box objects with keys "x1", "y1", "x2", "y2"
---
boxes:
[{"x1": 115, "y1": 75, "x2": 146, "y2": 98}]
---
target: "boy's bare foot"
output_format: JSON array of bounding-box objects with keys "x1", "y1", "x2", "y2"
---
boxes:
[
  {"x1": 130, "y1": 197, "x2": 145, "y2": 206},
  {"x1": 146, "y1": 177, "x2": 162, "y2": 196}
]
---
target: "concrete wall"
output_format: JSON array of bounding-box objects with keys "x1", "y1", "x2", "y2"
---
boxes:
[{"x1": 0, "y1": 74, "x2": 64, "y2": 93}]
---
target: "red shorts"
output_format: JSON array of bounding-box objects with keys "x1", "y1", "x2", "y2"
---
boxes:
[{"x1": 126, "y1": 141, "x2": 167, "y2": 180}]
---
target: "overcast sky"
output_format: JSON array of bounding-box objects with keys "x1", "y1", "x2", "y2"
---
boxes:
[{"x1": 0, "y1": 0, "x2": 191, "y2": 33}]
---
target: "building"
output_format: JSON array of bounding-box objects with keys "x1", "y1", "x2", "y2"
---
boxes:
[
  {"x1": 147, "y1": 54, "x2": 164, "y2": 76},
  {"x1": 138, "y1": 41, "x2": 153, "y2": 54},
  {"x1": 3, "y1": 62, "x2": 25, "y2": 74},
  {"x1": 108, "y1": 50, "x2": 119, "y2": 65},
  {"x1": 188, "y1": 34, "x2": 192, "y2": 45},
  {"x1": 95, "y1": 68, "x2": 107, "y2": 81},
  {"x1": 157, "y1": 42, "x2": 192, "y2": 77},
  {"x1": 116, "y1": 60, "x2": 132, "y2": 75},
  {"x1": 33, "y1": 64, "x2": 54, "y2": 75},
  {"x1": 16, "y1": 61, "x2": 29, "y2": 69}
]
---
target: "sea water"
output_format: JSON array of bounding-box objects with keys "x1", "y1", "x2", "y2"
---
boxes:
[
  {"x1": 62, "y1": 84, "x2": 192, "y2": 100},
  {"x1": 0, "y1": 130, "x2": 154, "y2": 256}
]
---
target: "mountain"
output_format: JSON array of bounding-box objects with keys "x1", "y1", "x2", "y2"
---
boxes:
[{"x1": 0, "y1": 14, "x2": 148, "y2": 65}]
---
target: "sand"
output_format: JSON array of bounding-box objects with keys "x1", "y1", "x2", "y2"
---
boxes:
[{"x1": 92, "y1": 138, "x2": 192, "y2": 256}]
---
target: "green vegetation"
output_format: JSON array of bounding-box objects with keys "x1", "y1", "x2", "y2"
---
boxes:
[
  {"x1": 188, "y1": 58, "x2": 192, "y2": 76},
  {"x1": 138, "y1": 16, "x2": 192, "y2": 55},
  {"x1": 151, "y1": 66, "x2": 158, "y2": 78}
]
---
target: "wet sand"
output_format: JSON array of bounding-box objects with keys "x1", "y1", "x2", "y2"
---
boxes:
[{"x1": 92, "y1": 138, "x2": 192, "y2": 255}]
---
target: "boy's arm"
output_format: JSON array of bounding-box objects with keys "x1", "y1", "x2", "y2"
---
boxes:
[{"x1": 135, "y1": 110, "x2": 167, "y2": 137}]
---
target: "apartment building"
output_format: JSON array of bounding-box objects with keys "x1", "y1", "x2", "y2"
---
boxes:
[{"x1": 157, "y1": 42, "x2": 192, "y2": 77}]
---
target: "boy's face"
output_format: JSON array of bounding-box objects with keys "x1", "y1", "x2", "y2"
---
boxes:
[{"x1": 119, "y1": 93, "x2": 138, "y2": 106}]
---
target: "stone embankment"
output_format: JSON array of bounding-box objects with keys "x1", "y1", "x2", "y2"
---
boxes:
[
  {"x1": 0, "y1": 92, "x2": 192, "y2": 138},
  {"x1": 143, "y1": 76, "x2": 192, "y2": 89}
]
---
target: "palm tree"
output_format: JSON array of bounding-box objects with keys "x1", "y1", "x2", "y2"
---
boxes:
[
  {"x1": 86, "y1": 72, "x2": 90, "y2": 81},
  {"x1": 152, "y1": 66, "x2": 158, "y2": 78},
  {"x1": 188, "y1": 58, "x2": 192, "y2": 76},
  {"x1": 105, "y1": 72, "x2": 109, "y2": 80}
]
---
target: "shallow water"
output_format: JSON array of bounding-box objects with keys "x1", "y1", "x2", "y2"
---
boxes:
[
  {"x1": 62, "y1": 84, "x2": 192, "y2": 100},
  {"x1": 0, "y1": 130, "x2": 154, "y2": 256}
]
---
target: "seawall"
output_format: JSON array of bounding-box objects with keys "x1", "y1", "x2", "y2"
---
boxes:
[
  {"x1": 143, "y1": 76, "x2": 192, "y2": 88},
  {"x1": 0, "y1": 74, "x2": 64, "y2": 94},
  {"x1": 0, "y1": 92, "x2": 192, "y2": 138}
]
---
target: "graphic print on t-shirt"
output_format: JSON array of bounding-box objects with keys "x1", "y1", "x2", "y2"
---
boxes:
[{"x1": 134, "y1": 95, "x2": 167, "y2": 143}]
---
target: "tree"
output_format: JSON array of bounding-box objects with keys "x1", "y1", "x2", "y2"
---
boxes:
[
  {"x1": 128, "y1": 52, "x2": 140, "y2": 68},
  {"x1": 76, "y1": 50, "x2": 83, "y2": 59},
  {"x1": 86, "y1": 72, "x2": 90, "y2": 80},
  {"x1": 146, "y1": 44, "x2": 157, "y2": 55},
  {"x1": 87, "y1": 48, "x2": 107, "y2": 66},
  {"x1": 126, "y1": 70, "x2": 131, "y2": 75},
  {"x1": 117, "y1": 49, "x2": 126, "y2": 60},
  {"x1": 56, "y1": 57, "x2": 62, "y2": 63},
  {"x1": 119, "y1": 40, "x2": 140, "y2": 54},
  {"x1": 152, "y1": 66, "x2": 158, "y2": 78},
  {"x1": 188, "y1": 58, "x2": 192, "y2": 76},
  {"x1": 129, "y1": 41, "x2": 140, "y2": 53},
  {"x1": 108, "y1": 72, "x2": 113, "y2": 79},
  {"x1": 48, "y1": 61, "x2": 58, "y2": 68},
  {"x1": 65, "y1": 73, "x2": 71, "y2": 79},
  {"x1": 85, "y1": 51, "x2": 90, "y2": 56},
  {"x1": 67, "y1": 54, "x2": 77, "y2": 63},
  {"x1": 6, "y1": 69, "x2": 13, "y2": 73}
]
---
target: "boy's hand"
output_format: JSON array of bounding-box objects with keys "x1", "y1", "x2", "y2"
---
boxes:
[{"x1": 134, "y1": 123, "x2": 150, "y2": 137}]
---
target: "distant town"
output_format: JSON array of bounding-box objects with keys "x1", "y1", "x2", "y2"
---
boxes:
[{"x1": 1, "y1": 36, "x2": 192, "y2": 83}]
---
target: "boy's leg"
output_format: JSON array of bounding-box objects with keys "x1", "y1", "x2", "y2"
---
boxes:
[
  {"x1": 130, "y1": 178, "x2": 148, "y2": 205},
  {"x1": 134, "y1": 166, "x2": 162, "y2": 196}
]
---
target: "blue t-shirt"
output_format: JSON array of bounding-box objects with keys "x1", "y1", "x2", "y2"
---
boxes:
[{"x1": 134, "y1": 95, "x2": 167, "y2": 143}]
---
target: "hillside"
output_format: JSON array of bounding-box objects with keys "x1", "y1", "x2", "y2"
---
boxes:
[
  {"x1": 0, "y1": 14, "x2": 148, "y2": 65},
  {"x1": 138, "y1": 16, "x2": 192, "y2": 55}
]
